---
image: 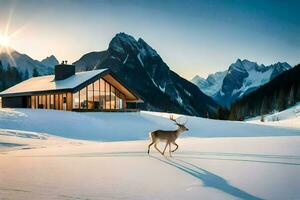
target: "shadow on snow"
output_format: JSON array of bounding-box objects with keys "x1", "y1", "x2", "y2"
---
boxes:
[{"x1": 150, "y1": 155, "x2": 264, "y2": 200}]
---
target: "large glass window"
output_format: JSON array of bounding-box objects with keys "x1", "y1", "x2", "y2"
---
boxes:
[
  {"x1": 58, "y1": 94, "x2": 62, "y2": 110},
  {"x1": 46, "y1": 95, "x2": 50, "y2": 109},
  {"x1": 62, "y1": 93, "x2": 67, "y2": 110},
  {"x1": 119, "y1": 98, "x2": 123, "y2": 109},
  {"x1": 38, "y1": 96, "x2": 42, "y2": 108},
  {"x1": 29, "y1": 93, "x2": 69, "y2": 110},
  {"x1": 31, "y1": 96, "x2": 36, "y2": 109},
  {"x1": 115, "y1": 90, "x2": 120, "y2": 110},
  {"x1": 94, "y1": 80, "x2": 100, "y2": 109},
  {"x1": 105, "y1": 81, "x2": 111, "y2": 109},
  {"x1": 120, "y1": 93, "x2": 126, "y2": 109},
  {"x1": 87, "y1": 83, "x2": 94, "y2": 109},
  {"x1": 73, "y1": 92, "x2": 79, "y2": 109},
  {"x1": 26, "y1": 77, "x2": 128, "y2": 111},
  {"x1": 80, "y1": 87, "x2": 87, "y2": 109},
  {"x1": 42, "y1": 95, "x2": 47, "y2": 109},
  {"x1": 50, "y1": 94, "x2": 55, "y2": 109},
  {"x1": 35, "y1": 96, "x2": 38, "y2": 108},
  {"x1": 69, "y1": 77, "x2": 127, "y2": 111},
  {"x1": 100, "y1": 78, "x2": 105, "y2": 109},
  {"x1": 111, "y1": 86, "x2": 116, "y2": 109}
]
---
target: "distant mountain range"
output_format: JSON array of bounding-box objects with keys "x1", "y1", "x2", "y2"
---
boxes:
[
  {"x1": 0, "y1": 46, "x2": 57, "y2": 77},
  {"x1": 191, "y1": 59, "x2": 291, "y2": 107},
  {"x1": 73, "y1": 33, "x2": 218, "y2": 116},
  {"x1": 41, "y1": 55, "x2": 59, "y2": 69},
  {"x1": 228, "y1": 63, "x2": 300, "y2": 120},
  {"x1": 0, "y1": 34, "x2": 294, "y2": 117}
]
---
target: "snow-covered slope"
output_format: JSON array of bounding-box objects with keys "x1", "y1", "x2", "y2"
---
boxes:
[
  {"x1": 0, "y1": 108, "x2": 298, "y2": 141},
  {"x1": 247, "y1": 103, "x2": 300, "y2": 129},
  {"x1": 192, "y1": 59, "x2": 291, "y2": 107}
]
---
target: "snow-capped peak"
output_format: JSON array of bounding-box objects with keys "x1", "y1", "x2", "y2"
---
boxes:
[
  {"x1": 192, "y1": 59, "x2": 292, "y2": 107},
  {"x1": 0, "y1": 47, "x2": 54, "y2": 76},
  {"x1": 41, "y1": 55, "x2": 59, "y2": 68},
  {"x1": 109, "y1": 32, "x2": 140, "y2": 54},
  {"x1": 109, "y1": 32, "x2": 159, "y2": 59},
  {"x1": 191, "y1": 70, "x2": 227, "y2": 96}
]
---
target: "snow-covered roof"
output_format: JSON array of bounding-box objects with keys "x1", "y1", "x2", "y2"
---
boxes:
[{"x1": 0, "y1": 69, "x2": 108, "y2": 96}]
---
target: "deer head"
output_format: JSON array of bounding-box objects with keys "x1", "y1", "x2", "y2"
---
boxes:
[{"x1": 170, "y1": 115, "x2": 189, "y2": 132}]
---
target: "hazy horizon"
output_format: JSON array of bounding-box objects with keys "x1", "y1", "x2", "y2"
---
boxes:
[{"x1": 0, "y1": 0, "x2": 299, "y2": 79}]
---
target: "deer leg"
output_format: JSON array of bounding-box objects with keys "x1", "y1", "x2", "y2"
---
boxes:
[
  {"x1": 171, "y1": 142, "x2": 179, "y2": 152},
  {"x1": 154, "y1": 142, "x2": 163, "y2": 155},
  {"x1": 162, "y1": 142, "x2": 169, "y2": 156},
  {"x1": 169, "y1": 143, "x2": 172, "y2": 157},
  {"x1": 147, "y1": 141, "x2": 155, "y2": 154}
]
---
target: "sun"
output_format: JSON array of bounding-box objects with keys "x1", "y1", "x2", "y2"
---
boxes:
[{"x1": 0, "y1": 35, "x2": 10, "y2": 47}]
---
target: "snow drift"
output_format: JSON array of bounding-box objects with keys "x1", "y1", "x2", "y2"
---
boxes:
[{"x1": 0, "y1": 108, "x2": 298, "y2": 141}]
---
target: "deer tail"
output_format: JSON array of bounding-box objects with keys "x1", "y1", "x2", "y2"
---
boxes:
[{"x1": 149, "y1": 131, "x2": 155, "y2": 141}]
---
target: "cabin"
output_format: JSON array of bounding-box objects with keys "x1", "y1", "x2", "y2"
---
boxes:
[{"x1": 0, "y1": 64, "x2": 143, "y2": 111}]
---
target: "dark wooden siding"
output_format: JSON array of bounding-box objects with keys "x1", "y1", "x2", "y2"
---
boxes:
[{"x1": 2, "y1": 96, "x2": 28, "y2": 108}]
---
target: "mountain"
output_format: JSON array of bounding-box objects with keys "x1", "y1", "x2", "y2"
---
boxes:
[
  {"x1": 41, "y1": 55, "x2": 59, "y2": 68},
  {"x1": 73, "y1": 32, "x2": 218, "y2": 117},
  {"x1": 0, "y1": 46, "x2": 56, "y2": 92},
  {"x1": 0, "y1": 46, "x2": 54, "y2": 77},
  {"x1": 74, "y1": 51, "x2": 109, "y2": 72},
  {"x1": 192, "y1": 59, "x2": 291, "y2": 107},
  {"x1": 191, "y1": 70, "x2": 227, "y2": 96},
  {"x1": 229, "y1": 64, "x2": 300, "y2": 120}
]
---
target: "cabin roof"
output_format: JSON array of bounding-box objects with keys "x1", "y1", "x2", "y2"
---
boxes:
[
  {"x1": 0, "y1": 69, "x2": 143, "y2": 102},
  {"x1": 0, "y1": 69, "x2": 107, "y2": 95}
]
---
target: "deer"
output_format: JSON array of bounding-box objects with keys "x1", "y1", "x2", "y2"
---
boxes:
[{"x1": 147, "y1": 115, "x2": 189, "y2": 156}]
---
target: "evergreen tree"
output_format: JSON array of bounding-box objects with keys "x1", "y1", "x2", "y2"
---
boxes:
[
  {"x1": 229, "y1": 104, "x2": 238, "y2": 120},
  {"x1": 216, "y1": 107, "x2": 230, "y2": 120},
  {"x1": 288, "y1": 85, "x2": 295, "y2": 106},
  {"x1": 32, "y1": 68, "x2": 39, "y2": 77},
  {"x1": 260, "y1": 96, "x2": 268, "y2": 115},
  {"x1": 23, "y1": 69, "x2": 29, "y2": 80},
  {"x1": 272, "y1": 91, "x2": 278, "y2": 112},
  {"x1": 260, "y1": 115, "x2": 265, "y2": 122},
  {"x1": 278, "y1": 88, "x2": 286, "y2": 111},
  {"x1": 295, "y1": 83, "x2": 300, "y2": 102},
  {"x1": 4, "y1": 63, "x2": 12, "y2": 88},
  {"x1": 6, "y1": 66, "x2": 22, "y2": 88}
]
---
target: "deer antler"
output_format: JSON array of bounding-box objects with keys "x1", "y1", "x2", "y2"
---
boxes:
[
  {"x1": 170, "y1": 115, "x2": 178, "y2": 124},
  {"x1": 170, "y1": 115, "x2": 188, "y2": 125}
]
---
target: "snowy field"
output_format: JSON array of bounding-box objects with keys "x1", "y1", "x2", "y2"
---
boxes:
[
  {"x1": 247, "y1": 103, "x2": 300, "y2": 130},
  {"x1": 0, "y1": 108, "x2": 300, "y2": 200},
  {"x1": 0, "y1": 108, "x2": 299, "y2": 141}
]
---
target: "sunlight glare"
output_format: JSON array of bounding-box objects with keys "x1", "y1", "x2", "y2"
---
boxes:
[{"x1": 0, "y1": 35, "x2": 10, "y2": 46}]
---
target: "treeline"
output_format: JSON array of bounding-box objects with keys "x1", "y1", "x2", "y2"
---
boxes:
[
  {"x1": 0, "y1": 60, "x2": 39, "y2": 92},
  {"x1": 215, "y1": 64, "x2": 300, "y2": 120}
]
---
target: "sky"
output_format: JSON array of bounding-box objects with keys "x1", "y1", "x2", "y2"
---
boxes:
[{"x1": 0, "y1": 0, "x2": 299, "y2": 79}]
